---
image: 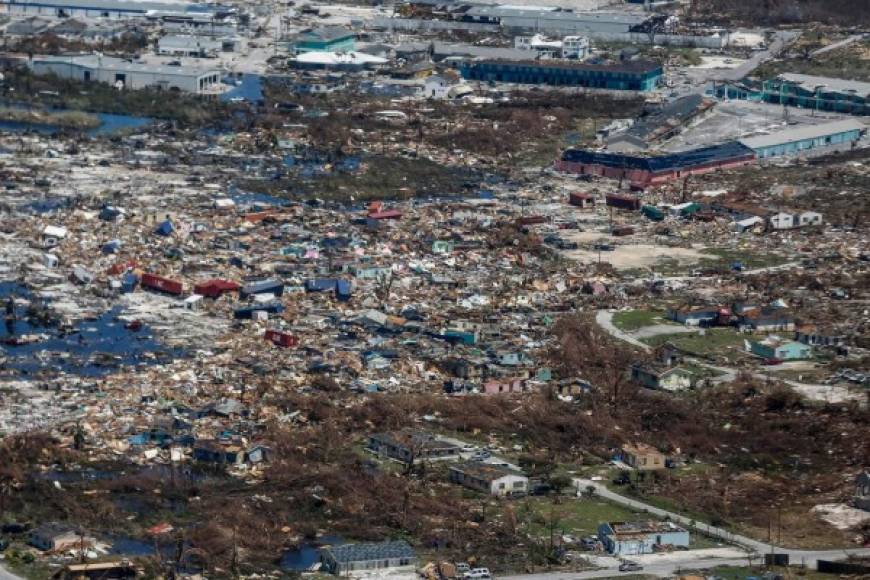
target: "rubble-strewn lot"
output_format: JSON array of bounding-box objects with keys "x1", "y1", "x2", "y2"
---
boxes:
[{"x1": 1, "y1": 0, "x2": 870, "y2": 577}]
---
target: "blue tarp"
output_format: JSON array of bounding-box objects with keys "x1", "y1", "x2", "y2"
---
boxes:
[{"x1": 154, "y1": 220, "x2": 174, "y2": 236}]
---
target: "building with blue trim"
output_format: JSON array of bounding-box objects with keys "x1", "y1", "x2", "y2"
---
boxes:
[
  {"x1": 459, "y1": 59, "x2": 662, "y2": 91},
  {"x1": 738, "y1": 118, "x2": 865, "y2": 159},
  {"x1": 598, "y1": 521, "x2": 690, "y2": 555},
  {"x1": 713, "y1": 74, "x2": 870, "y2": 116},
  {"x1": 556, "y1": 141, "x2": 756, "y2": 186},
  {"x1": 291, "y1": 27, "x2": 355, "y2": 54}
]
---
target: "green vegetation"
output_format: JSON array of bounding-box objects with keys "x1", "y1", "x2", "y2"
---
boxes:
[
  {"x1": 642, "y1": 329, "x2": 746, "y2": 361},
  {"x1": 2, "y1": 70, "x2": 234, "y2": 126},
  {"x1": 0, "y1": 107, "x2": 101, "y2": 129},
  {"x1": 699, "y1": 247, "x2": 788, "y2": 271},
  {"x1": 754, "y1": 39, "x2": 870, "y2": 83},
  {"x1": 241, "y1": 154, "x2": 479, "y2": 201},
  {"x1": 698, "y1": 565, "x2": 846, "y2": 580},
  {"x1": 516, "y1": 496, "x2": 644, "y2": 538},
  {"x1": 612, "y1": 309, "x2": 668, "y2": 331}
]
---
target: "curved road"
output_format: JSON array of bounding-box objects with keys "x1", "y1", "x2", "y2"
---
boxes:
[
  {"x1": 573, "y1": 479, "x2": 870, "y2": 570},
  {"x1": 0, "y1": 563, "x2": 21, "y2": 580}
]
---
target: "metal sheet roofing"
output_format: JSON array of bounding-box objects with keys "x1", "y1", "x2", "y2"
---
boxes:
[
  {"x1": 324, "y1": 541, "x2": 416, "y2": 563},
  {"x1": 561, "y1": 141, "x2": 755, "y2": 173},
  {"x1": 778, "y1": 73, "x2": 870, "y2": 98},
  {"x1": 738, "y1": 119, "x2": 866, "y2": 150}
]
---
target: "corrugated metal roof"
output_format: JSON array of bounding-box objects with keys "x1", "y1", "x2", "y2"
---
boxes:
[
  {"x1": 778, "y1": 73, "x2": 870, "y2": 98},
  {"x1": 3, "y1": 0, "x2": 200, "y2": 12},
  {"x1": 32, "y1": 54, "x2": 220, "y2": 77},
  {"x1": 739, "y1": 119, "x2": 866, "y2": 149},
  {"x1": 324, "y1": 541, "x2": 416, "y2": 563},
  {"x1": 562, "y1": 141, "x2": 755, "y2": 173}
]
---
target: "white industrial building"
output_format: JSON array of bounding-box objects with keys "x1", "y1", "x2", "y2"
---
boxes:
[
  {"x1": 0, "y1": 0, "x2": 206, "y2": 19},
  {"x1": 157, "y1": 34, "x2": 236, "y2": 57},
  {"x1": 30, "y1": 54, "x2": 222, "y2": 94}
]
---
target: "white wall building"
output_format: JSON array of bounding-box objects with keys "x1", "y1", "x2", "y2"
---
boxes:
[
  {"x1": 0, "y1": 0, "x2": 203, "y2": 19},
  {"x1": 30, "y1": 54, "x2": 222, "y2": 94}
]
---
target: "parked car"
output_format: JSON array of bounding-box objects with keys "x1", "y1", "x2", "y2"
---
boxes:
[
  {"x1": 619, "y1": 561, "x2": 642, "y2": 572},
  {"x1": 465, "y1": 568, "x2": 491, "y2": 580},
  {"x1": 593, "y1": 243, "x2": 614, "y2": 251},
  {"x1": 470, "y1": 450, "x2": 491, "y2": 461},
  {"x1": 761, "y1": 358, "x2": 783, "y2": 366},
  {"x1": 455, "y1": 563, "x2": 470, "y2": 575}
]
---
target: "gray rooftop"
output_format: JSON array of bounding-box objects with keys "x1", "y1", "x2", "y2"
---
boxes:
[
  {"x1": 323, "y1": 540, "x2": 416, "y2": 563},
  {"x1": 3, "y1": 0, "x2": 201, "y2": 12},
  {"x1": 739, "y1": 118, "x2": 866, "y2": 149},
  {"x1": 778, "y1": 73, "x2": 870, "y2": 98},
  {"x1": 32, "y1": 54, "x2": 221, "y2": 78}
]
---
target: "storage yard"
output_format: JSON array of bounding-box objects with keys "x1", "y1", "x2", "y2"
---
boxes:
[{"x1": 0, "y1": 0, "x2": 869, "y2": 579}]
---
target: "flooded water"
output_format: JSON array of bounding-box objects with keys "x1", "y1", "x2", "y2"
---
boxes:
[
  {"x1": 1, "y1": 283, "x2": 183, "y2": 377},
  {"x1": 221, "y1": 74, "x2": 264, "y2": 103},
  {"x1": 0, "y1": 111, "x2": 152, "y2": 136},
  {"x1": 280, "y1": 535, "x2": 343, "y2": 571}
]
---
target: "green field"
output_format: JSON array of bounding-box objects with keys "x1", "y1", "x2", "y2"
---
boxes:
[
  {"x1": 516, "y1": 496, "x2": 644, "y2": 538},
  {"x1": 698, "y1": 248, "x2": 788, "y2": 271},
  {"x1": 612, "y1": 310, "x2": 669, "y2": 331},
  {"x1": 642, "y1": 329, "x2": 746, "y2": 361},
  {"x1": 694, "y1": 565, "x2": 847, "y2": 580}
]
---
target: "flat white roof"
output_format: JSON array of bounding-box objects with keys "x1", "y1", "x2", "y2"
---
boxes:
[
  {"x1": 778, "y1": 73, "x2": 870, "y2": 98},
  {"x1": 32, "y1": 54, "x2": 221, "y2": 77},
  {"x1": 294, "y1": 51, "x2": 386, "y2": 65},
  {"x1": 739, "y1": 119, "x2": 866, "y2": 149}
]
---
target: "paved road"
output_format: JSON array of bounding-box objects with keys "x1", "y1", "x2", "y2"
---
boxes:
[
  {"x1": 501, "y1": 557, "x2": 752, "y2": 580},
  {"x1": 595, "y1": 310, "x2": 650, "y2": 351},
  {"x1": 811, "y1": 34, "x2": 866, "y2": 57},
  {"x1": 719, "y1": 30, "x2": 801, "y2": 81},
  {"x1": 565, "y1": 480, "x2": 870, "y2": 574},
  {"x1": 0, "y1": 562, "x2": 22, "y2": 580}
]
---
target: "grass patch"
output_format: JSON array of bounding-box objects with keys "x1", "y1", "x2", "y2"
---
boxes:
[
  {"x1": 515, "y1": 496, "x2": 645, "y2": 538},
  {"x1": 642, "y1": 329, "x2": 746, "y2": 361},
  {"x1": 699, "y1": 247, "x2": 788, "y2": 271},
  {"x1": 754, "y1": 39, "x2": 870, "y2": 83},
  {"x1": 697, "y1": 565, "x2": 845, "y2": 580},
  {"x1": 612, "y1": 310, "x2": 668, "y2": 332}
]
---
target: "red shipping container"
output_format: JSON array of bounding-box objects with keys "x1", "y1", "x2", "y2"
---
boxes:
[
  {"x1": 194, "y1": 279, "x2": 241, "y2": 298},
  {"x1": 141, "y1": 273, "x2": 184, "y2": 296},
  {"x1": 367, "y1": 209, "x2": 402, "y2": 220},
  {"x1": 265, "y1": 329, "x2": 298, "y2": 348}
]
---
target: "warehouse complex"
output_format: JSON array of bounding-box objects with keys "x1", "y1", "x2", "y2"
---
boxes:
[
  {"x1": 738, "y1": 119, "x2": 865, "y2": 159},
  {"x1": 459, "y1": 59, "x2": 663, "y2": 91},
  {"x1": 558, "y1": 116, "x2": 866, "y2": 185},
  {"x1": 556, "y1": 141, "x2": 756, "y2": 187},
  {"x1": 30, "y1": 54, "x2": 222, "y2": 93},
  {"x1": 0, "y1": 0, "x2": 205, "y2": 18},
  {"x1": 713, "y1": 74, "x2": 870, "y2": 116}
]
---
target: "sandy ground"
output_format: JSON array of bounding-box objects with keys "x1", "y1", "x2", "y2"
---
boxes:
[
  {"x1": 691, "y1": 56, "x2": 748, "y2": 70},
  {"x1": 811, "y1": 504, "x2": 870, "y2": 531},
  {"x1": 563, "y1": 242, "x2": 710, "y2": 270}
]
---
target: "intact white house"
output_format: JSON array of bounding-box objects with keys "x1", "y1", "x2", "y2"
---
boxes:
[
  {"x1": 514, "y1": 34, "x2": 589, "y2": 59},
  {"x1": 448, "y1": 462, "x2": 528, "y2": 497},
  {"x1": 30, "y1": 54, "x2": 222, "y2": 93}
]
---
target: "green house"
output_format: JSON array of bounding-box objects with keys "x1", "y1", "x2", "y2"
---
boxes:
[
  {"x1": 642, "y1": 205, "x2": 665, "y2": 221},
  {"x1": 749, "y1": 338, "x2": 812, "y2": 360},
  {"x1": 432, "y1": 240, "x2": 455, "y2": 254},
  {"x1": 293, "y1": 27, "x2": 355, "y2": 54}
]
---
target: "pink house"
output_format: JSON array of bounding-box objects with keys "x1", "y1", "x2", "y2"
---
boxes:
[{"x1": 483, "y1": 378, "x2": 529, "y2": 395}]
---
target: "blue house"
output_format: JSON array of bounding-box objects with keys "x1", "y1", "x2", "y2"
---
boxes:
[
  {"x1": 292, "y1": 27, "x2": 355, "y2": 54},
  {"x1": 598, "y1": 521, "x2": 689, "y2": 555},
  {"x1": 749, "y1": 337, "x2": 811, "y2": 360}
]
